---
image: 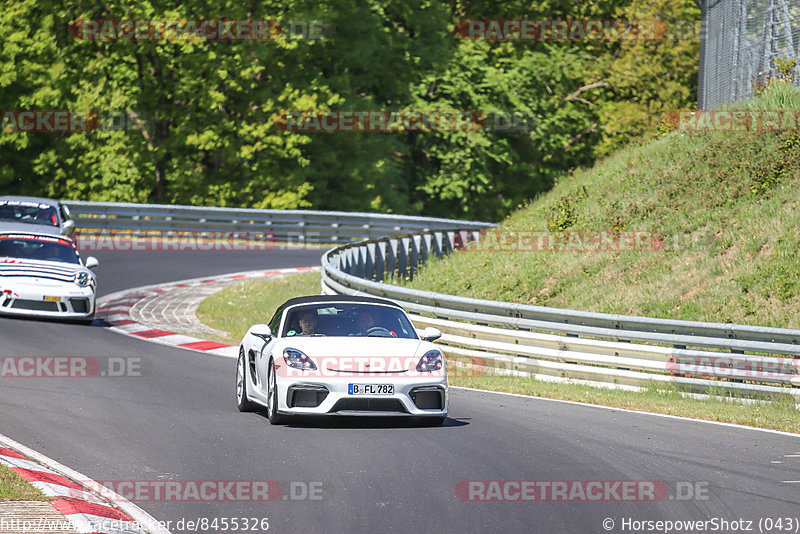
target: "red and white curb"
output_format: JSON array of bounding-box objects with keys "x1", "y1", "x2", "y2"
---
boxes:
[
  {"x1": 95, "y1": 267, "x2": 318, "y2": 359},
  {"x1": 0, "y1": 433, "x2": 169, "y2": 534}
]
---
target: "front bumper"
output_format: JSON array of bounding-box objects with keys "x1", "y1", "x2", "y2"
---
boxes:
[
  {"x1": 0, "y1": 279, "x2": 95, "y2": 319},
  {"x1": 276, "y1": 374, "x2": 448, "y2": 417}
]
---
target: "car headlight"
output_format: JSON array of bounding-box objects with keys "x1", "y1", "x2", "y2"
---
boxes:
[
  {"x1": 283, "y1": 348, "x2": 317, "y2": 370},
  {"x1": 417, "y1": 349, "x2": 443, "y2": 372},
  {"x1": 74, "y1": 271, "x2": 93, "y2": 287}
]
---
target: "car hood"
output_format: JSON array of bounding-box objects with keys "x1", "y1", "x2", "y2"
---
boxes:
[
  {"x1": 0, "y1": 258, "x2": 90, "y2": 285},
  {"x1": 0, "y1": 222, "x2": 61, "y2": 235}
]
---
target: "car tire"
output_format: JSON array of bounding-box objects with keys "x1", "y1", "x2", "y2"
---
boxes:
[
  {"x1": 236, "y1": 348, "x2": 260, "y2": 412},
  {"x1": 267, "y1": 358, "x2": 287, "y2": 425}
]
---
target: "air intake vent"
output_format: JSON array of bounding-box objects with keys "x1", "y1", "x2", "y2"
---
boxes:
[
  {"x1": 288, "y1": 385, "x2": 329, "y2": 408},
  {"x1": 410, "y1": 387, "x2": 445, "y2": 410},
  {"x1": 69, "y1": 298, "x2": 90, "y2": 313},
  {"x1": 11, "y1": 300, "x2": 59, "y2": 312}
]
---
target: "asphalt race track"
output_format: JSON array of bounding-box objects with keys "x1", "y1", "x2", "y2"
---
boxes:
[{"x1": 1, "y1": 249, "x2": 799, "y2": 533}]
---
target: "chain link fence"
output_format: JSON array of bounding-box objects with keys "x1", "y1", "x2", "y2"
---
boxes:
[{"x1": 699, "y1": 0, "x2": 800, "y2": 109}]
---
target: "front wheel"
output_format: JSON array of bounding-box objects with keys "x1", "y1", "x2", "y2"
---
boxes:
[
  {"x1": 267, "y1": 359, "x2": 287, "y2": 425},
  {"x1": 236, "y1": 348, "x2": 260, "y2": 412}
]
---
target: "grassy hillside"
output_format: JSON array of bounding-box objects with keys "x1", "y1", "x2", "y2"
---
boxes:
[{"x1": 404, "y1": 83, "x2": 800, "y2": 328}]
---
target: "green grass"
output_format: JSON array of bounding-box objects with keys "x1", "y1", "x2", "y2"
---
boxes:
[
  {"x1": 196, "y1": 270, "x2": 799, "y2": 432},
  {"x1": 402, "y1": 82, "x2": 800, "y2": 329},
  {"x1": 451, "y1": 375, "x2": 799, "y2": 433},
  {"x1": 0, "y1": 464, "x2": 47, "y2": 501},
  {"x1": 196, "y1": 271, "x2": 322, "y2": 344}
]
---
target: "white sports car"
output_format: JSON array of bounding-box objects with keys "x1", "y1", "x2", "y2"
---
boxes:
[
  {"x1": 0, "y1": 232, "x2": 98, "y2": 322},
  {"x1": 236, "y1": 295, "x2": 448, "y2": 425}
]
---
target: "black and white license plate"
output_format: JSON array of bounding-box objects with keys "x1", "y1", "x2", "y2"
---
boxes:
[{"x1": 349, "y1": 384, "x2": 394, "y2": 395}]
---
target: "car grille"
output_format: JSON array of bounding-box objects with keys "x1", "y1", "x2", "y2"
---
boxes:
[
  {"x1": 329, "y1": 398, "x2": 408, "y2": 413},
  {"x1": 10, "y1": 299, "x2": 60, "y2": 312}
]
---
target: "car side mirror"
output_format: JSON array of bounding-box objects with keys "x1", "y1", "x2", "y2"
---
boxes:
[
  {"x1": 84, "y1": 256, "x2": 99, "y2": 269},
  {"x1": 251, "y1": 324, "x2": 272, "y2": 342},
  {"x1": 62, "y1": 219, "x2": 76, "y2": 235},
  {"x1": 421, "y1": 327, "x2": 442, "y2": 342}
]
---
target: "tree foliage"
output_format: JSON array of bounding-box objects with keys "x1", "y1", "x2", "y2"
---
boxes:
[{"x1": 0, "y1": 0, "x2": 700, "y2": 221}]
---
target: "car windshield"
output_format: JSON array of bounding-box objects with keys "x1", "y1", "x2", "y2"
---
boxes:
[
  {"x1": 281, "y1": 303, "x2": 418, "y2": 339},
  {"x1": 0, "y1": 201, "x2": 59, "y2": 227},
  {"x1": 0, "y1": 236, "x2": 80, "y2": 264}
]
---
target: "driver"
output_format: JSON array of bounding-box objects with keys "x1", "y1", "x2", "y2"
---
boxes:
[
  {"x1": 355, "y1": 309, "x2": 378, "y2": 335},
  {"x1": 298, "y1": 310, "x2": 318, "y2": 335}
]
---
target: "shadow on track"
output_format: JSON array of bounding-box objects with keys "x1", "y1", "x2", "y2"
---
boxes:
[
  {"x1": 0, "y1": 314, "x2": 97, "y2": 327},
  {"x1": 254, "y1": 413, "x2": 469, "y2": 429}
]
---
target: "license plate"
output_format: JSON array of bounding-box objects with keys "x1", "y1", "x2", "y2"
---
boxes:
[
  {"x1": 349, "y1": 384, "x2": 394, "y2": 395},
  {"x1": 43, "y1": 296, "x2": 61, "y2": 302}
]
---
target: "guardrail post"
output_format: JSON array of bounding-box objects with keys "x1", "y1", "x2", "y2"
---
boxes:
[
  {"x1": 365, "y1": 242, "x2": 376, "y2": 280},
  {"x1": 386, "y1": 239, "x2": 397, "y2": 280},
  {"x1": 347, "y1": 248, "x2": 359, "y2": 275},
  {"x1": 340, "y1": 248, "x2": 351, "y2": 274},
  {"x1": 420, "y1": 233, "x2": 432, "y2": 265},
  {"x1": 409, "y1": 235, "x2": 421, "y2": 281},
  {"x1": 375, "y1": 241, "x2": 386, "y2": 282},
  {"x1": 397, "y1": 238, "x2": 410, "y2": 280},
  {"x1": 432, "y1": 232, "x2": 444, "y2": 258},
  {"x1": 444, "y1": 232, "x2": 455, "y2": 254},
  {"x1": 355, "y1": 246, "x2": 366, "y2": 279}
]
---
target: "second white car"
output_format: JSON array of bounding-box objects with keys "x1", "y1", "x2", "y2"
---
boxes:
[{"x1": 0, "y1": 232, "x2": 98, "y2": 322}]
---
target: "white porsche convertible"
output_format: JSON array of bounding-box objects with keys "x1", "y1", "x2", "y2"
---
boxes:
[
  {"x1": 0, "y1": 232, "x2": 98, "y2": 322},
  {"x1": 236, "y1": 295, "x2": 448, "y2": 425}
]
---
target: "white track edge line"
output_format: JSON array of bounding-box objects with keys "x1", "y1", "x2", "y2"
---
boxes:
[{"x1": 451, "y1": 386, "x2": 800, "y2": 438}]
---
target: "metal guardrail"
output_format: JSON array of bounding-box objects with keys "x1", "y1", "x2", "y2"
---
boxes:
[
  {"x1": 62, "y1": 201, "x2": 495, "y2": 243},
  {"x1": 321, "y1": 230, "x2": 800, "y2": 401},
  {"x1": 63, "y1": 201, "x2": 800, "y2": 400}
]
